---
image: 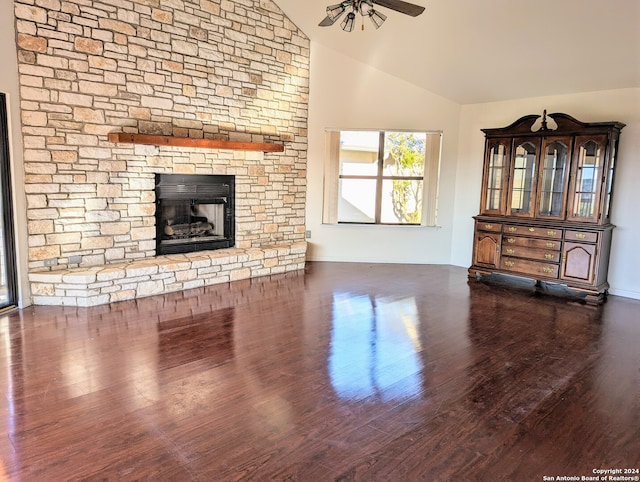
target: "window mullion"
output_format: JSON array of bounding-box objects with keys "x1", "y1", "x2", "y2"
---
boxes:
[{"x1": 375, "y1": 131, "x2": 385, "y2": 223}]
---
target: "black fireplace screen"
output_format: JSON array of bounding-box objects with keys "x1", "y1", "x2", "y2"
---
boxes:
[{"x1": 155, "y1": 174, "x2": 235, "y2": 255}]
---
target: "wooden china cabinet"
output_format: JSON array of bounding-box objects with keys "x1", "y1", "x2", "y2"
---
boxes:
[{"x1": 468, "y1": 111, "x2": 624, "y2": 303}]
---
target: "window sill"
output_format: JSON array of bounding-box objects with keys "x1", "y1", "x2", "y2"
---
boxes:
[{"x1": 322, "y1": 222, "x2": 442, "y2": 229}]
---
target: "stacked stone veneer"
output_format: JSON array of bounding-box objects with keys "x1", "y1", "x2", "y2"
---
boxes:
[
  {"x1": 14, "y1": 0, "x2": 310, "y2": 306},
  {"x1": 30, "y1": 242, "x2": 306, "y2": 306}
]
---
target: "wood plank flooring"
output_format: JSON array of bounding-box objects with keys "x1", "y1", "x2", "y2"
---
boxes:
[{"x1": 0, "y1": 262, "x2": 638, "y2": 480}]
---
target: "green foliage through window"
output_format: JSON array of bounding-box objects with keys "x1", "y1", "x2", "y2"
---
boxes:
[{"x1": 385, "y1": 132, "x2": 426, "y2": 224}]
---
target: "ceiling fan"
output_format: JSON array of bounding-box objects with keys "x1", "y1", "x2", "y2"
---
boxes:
[{"x1": 319, "y1": 0, "x2": 425, "y2": 32}]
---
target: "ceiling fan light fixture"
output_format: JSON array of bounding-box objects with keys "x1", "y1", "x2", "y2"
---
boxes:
[
  {"x1": 326, "y1": 2, "x2": 347, "y2": 21},
  {"x1": 368, "y1": 9, "x2": 387, "y2": 29},
  {"x1": 341, "y1": 11, "x2": 356, "y2": 32},
  {"x1": 319, "y1": 0, "x2": 425, "y2": 31}
]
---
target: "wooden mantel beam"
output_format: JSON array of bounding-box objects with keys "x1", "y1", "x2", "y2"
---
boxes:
[{"x1": 108, "y1": 132, "x2": 285, "y2": 152}]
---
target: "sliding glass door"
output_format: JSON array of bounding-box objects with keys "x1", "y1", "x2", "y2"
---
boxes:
[{"x1": 0, "y1": 94, "x2": 17, "y2": 309}]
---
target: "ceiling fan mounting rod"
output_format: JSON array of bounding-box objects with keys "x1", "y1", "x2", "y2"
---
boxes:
[{"x1": 353, "y1": 0, "x2": 370, "y2": 13}]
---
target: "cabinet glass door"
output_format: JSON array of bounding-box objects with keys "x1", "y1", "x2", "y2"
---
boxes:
[
  {"x1": 568, "y1": 135, "x2": 606, "y2": 222},
  {"x1": 508, "y1": 139, "x2": 538, "y2": 216},
  {"x1": 536, "y1": 137, "x2": 570, "y2": 219},
  {"x1": 481, "y1": 140, "x2": 509, "y2": 215}
]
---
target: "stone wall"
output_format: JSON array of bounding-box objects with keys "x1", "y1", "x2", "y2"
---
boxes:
[{"x1": 14, "y1": 0, "x2": 309, "y2": 277}]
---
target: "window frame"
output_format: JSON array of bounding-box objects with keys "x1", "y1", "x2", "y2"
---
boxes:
[{"x1": 323, "y1": 128, "x2": 442, "y2": 226}]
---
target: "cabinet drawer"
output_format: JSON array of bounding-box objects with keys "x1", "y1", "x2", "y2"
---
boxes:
[
  {"x1": 504, "y1": 225, "x2": 562, "y2": 239},
  {"x1": 502, "y1": 246, "x2": 561, "y2": 262},
  {"x1": 503, "y1": 236, "x2": 561, "y2": 250},
  {"x1": 501, "y1": 257, "x2": 559, "y2": 278},
  {"x1": 477, "y1": 221, "x2": 502, "y2": 233},
  {"x1": 565, "y1": 230, "x2": 598, "y2": 243}
]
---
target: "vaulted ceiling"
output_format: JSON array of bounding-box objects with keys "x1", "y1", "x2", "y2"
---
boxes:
[{"x1": 272, "y1": 0, "x2": 640, "y2": 104}]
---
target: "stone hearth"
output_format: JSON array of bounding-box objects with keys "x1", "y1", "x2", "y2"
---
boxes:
[{"x1": 30, "y1": 242, "x2": 306, "y2": 306}]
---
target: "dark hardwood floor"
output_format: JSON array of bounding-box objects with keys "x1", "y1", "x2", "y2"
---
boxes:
[{"x1": 0, "y1": 262, "x2": 638, "y2": 481}]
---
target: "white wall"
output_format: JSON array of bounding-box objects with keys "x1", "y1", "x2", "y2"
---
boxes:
[
  {"x1": 451, "y1": 89, "x2": 640, "y2": 299},
  {"x1": 0, "y1": 1, "x2": 30, "y2": 307},
  {"x1": 305, "y1": 42, "x2": 462, "y2": 264},
  {"x1": 306, "y1": 43, "x2": 640, "y2": 300}
]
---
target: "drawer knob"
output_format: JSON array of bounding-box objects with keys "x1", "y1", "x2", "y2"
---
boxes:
[
  {"x1": 506, "y1": 248, "x2": 515, "y2": 254},
  {"x1": 542, "y1": 267, "x2": 554, "y2": 274},
  {"x1": 544, "y1": 253, "x2": 554, "y2": 260},
  {"x1": 508, "y1": 227, "x2": 517, "y2": 232},
  {"x1": 576, "y1": 233, "x2": 586, "y2": 239},
  {"x1": 547, "y1": 230, "x2": 557, "y2": 236},
  {"x1": 546, "y1": 242, "x2": 555, "y2": 248},
  {"x1": 504, "y1": 261, "x2": 515, "y2": 267},
  {"x1": 485, "y1": 224, "x2": 493, "y2": 229},
  {"x1": 529, "y1": 227, "x2": 535, "y2": 232},
  {"x1": 507, "y1": 238, "x2": 516, "y2": 244}
]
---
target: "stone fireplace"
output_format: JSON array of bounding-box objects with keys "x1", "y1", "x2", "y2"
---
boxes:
[{"x1": 14, "y1": 0, "x2": 310, "y2": 306}]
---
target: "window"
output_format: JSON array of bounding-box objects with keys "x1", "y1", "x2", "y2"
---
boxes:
[
  {"x1": 0, "y1": 94, "x2": 17, "y2": 309},
  {"x1": 323, "y1": 129, "x2": 442, "y2": 226}
]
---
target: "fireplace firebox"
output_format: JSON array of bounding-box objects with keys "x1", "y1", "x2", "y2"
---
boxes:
[{"x1": 155, "y1": 174, "x2": 235, "y2": 255}]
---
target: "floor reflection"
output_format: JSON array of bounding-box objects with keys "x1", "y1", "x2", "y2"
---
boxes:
[
  {"x1": 157, "y1": 307, "x2": 235, "y2": 370},
  {"x1": 329, "y1": 292, "x2": 422, "y2": 401},
  {"x1": 464, "y1": 281, "x2": 605, "y2": 423},
  {"x1": 0, "y1": 264, "x2": 636, "y2": 480},
  {"x1": 0, "y1": 316, "x2": 16, "y2": 439}
]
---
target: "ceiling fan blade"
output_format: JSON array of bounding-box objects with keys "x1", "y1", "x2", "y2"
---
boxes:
[
  {"x1": 373, "y1": 0, "x2": 425, "y2": 17},
  {"x1": 319, "y1": 15, "x2": 337, "y2": 26}
]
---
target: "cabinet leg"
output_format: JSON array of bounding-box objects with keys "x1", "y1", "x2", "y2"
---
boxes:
[
  {"x1": 468, "y1": 268, "x2": 489, "y2": 280},
  {"x1": 585, "y1": 292, "x2": 607, "y2": 305},
  {"x1": 534, "y1": 280, "x2": 549, "y2": 294}
]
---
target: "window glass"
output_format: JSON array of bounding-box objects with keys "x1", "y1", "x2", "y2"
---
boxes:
[
  {"x1": 382, "y1": 132, "x2": 426, "y2": 177},
  {"x1": 0, "y1": 94, "x2": 16, "y2": 309},
  {"x1": 339, "y1": 131, "x2": 379, "y2": 176},
  {"x1": 380, "y1": 179, "x2": 424, "y2": 224},
  {"x1": 338, "y1": 178, "x2": 377, "y2": 223}
]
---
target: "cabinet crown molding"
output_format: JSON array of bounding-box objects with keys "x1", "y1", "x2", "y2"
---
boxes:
[{"x1": 481, "y1": 111, "x2": 625, "y2": 138}]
